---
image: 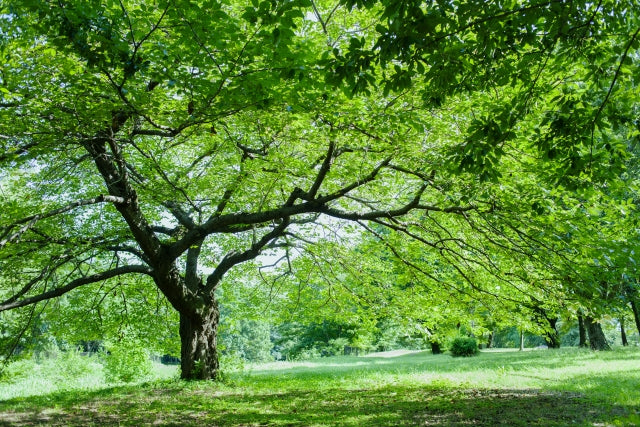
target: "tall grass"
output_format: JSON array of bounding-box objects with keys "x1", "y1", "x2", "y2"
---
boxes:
[{"x1": 0, "y1": 351, "x2": 176, "y2": 401}]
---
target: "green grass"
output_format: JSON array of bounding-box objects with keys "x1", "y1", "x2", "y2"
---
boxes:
[
  {"x1": 1, "y1": 347, "x2": 639, "y2": 426},
  {"x1": 0, "y1": 353, "x2": 176, "y2": 402}
]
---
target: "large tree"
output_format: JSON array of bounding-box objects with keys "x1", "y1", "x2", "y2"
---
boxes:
[{"x1": 1, "y1": 0, "x2": 637, "y2": 379}]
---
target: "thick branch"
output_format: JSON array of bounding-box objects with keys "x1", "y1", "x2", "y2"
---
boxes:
[
  {"x1": 164, "y1": 201, "x2": 196, "y2": 229},
  {"x1": 307, "y1": 140, "x2": 335, "y2": 199},
  {"x1": 310, "y1": 0, "x2": 329, "y2": 35},
  {"x1": 168, "y1": 157, "x2": 400, "y2": 257},
  {"x1": 104, "y1": 244, "x2": 150, "y2": 263},
  {"x1": 204, "y1": 218, "x2": 291, "y2": 294},
  {"x1": 0, "y1": 257, "x2": 70, "y2": 307},
  {"x1": 0, "y1": 265, "x2": 154, "y2": 312},
  {"x1": 314, "y1": 157, "x2": 391, "y2": 204},
  {"x1": 150, "y1": 225, "x2": 182, "y2": 236},
  {"x1": 322, "y1": 183, "x2": 477, "y2": 222},
  {"x1": 83, "y1": 121, "x2": 164, "y2": 261},
  {"x1": 185, "y1": 238, "x2": 204, "y2": 291}
]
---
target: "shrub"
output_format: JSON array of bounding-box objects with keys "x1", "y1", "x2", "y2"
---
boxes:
[
  {"x1": 218, "y1": 352, "x2": 245, "y2": 374},
  {"x1": 0, "y1": 347, "x2": 104, "y2": 400},
  {"x1": 219, "y1": 320, "x2": 273, "y2": 362},
  {"x1": 56, "y1": 349, "x2": 96, "y2": 379},
  {"x1": 294, "y1": 347, "x2": 322, "y2": 360},
  {"x1": 325, "y1": 338, "x2": 350, "y2": 356},
  {"x1": 102, "y1": 340, "x2": 152, "y2": 383},
  {"x1": 450, "y1": 336, "x2": 479, "y2": 357},
  {"x1": 0, "y1": 358, "x2": 35, "y2": 383}
]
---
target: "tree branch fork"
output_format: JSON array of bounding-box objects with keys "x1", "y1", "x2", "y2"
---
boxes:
[{"x1": 1, "y1": 140, "x2": 477, "y2": 313}]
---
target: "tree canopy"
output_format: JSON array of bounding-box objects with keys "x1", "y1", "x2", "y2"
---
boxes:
[{"x1": 1, "y1": 0, "x2": 638, "y2": 379}]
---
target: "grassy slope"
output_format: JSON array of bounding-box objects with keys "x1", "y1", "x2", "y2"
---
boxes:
[{"x1": 1, "y1": 347, "x2": 639, "y2": 426}]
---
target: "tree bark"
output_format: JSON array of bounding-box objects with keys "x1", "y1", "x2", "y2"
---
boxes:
[
  {"x1": 430, "y1": 341, "x2": 442, "y2": 355},
  {"x1": 620, "y1": 318, "x2": 628, "y2": 346},
  {"x1": 630, "y1": 299, "x2": 640, "y2": 337},
  {"x1": 423, "y1": 325, "x2": 442, "y2": 354},
  {"x1": 179, "y1": 302, "x2": 220, "y2": 380},
  {"x1": 519, "y1": 330, "x2": 524, "y2": 351},
  {"x1": 486, "y1": 331, "x2": 494, "y2": 349},
  {"x1": 578, "y1": 314, "x2": 587, "y2": 347},
  {"x1": 543, "y1": 317, "x2": 560, "y2": 348},
  {"x1": 585, "y1": 316, "x2": 610, "y2": 351}
]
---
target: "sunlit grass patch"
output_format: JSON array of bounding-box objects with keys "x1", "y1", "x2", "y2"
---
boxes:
[
  {"x1": 1, "y1": 346, "x2": 639, "y2": 426},
  {"x1": 0, "y1": 355, "x2": 177, "y2": 401}
]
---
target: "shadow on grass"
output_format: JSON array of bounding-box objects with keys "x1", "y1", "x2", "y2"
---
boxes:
[
  {"x1": 0, "y1": 382, "x2": 637, "y2": 426},
  {"x1": 2, "y1": 348, "x2": 638, "y2": 426}
]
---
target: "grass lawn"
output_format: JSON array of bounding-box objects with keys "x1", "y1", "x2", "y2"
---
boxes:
[{"x1": 1, "y1": 346, "x2": 639, "y2": 426}]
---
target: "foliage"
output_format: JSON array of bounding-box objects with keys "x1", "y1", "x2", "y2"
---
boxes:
[
  {"x1": 217, "y1": 352, "x2": 246, "y2": 378},
  {"x1": 492, "y1": 327, "x2": 546, "y2": 349},
  {"x1": 1, "y1": 347, "x2": 94, "y2": 383},
  {"x1": 0, "y1": 348, "x2": 103, "y2": 400},
  {"x1": 219, "y1": 319, "x2": 273, "y2": 362},
  {"x1": 273, "y1": 321, "x2": 363, "y2": 359},
  {"x1": 373, "y1": 319, "x2": 425, "y2": 351},
  {"x1": 449, "y1": 336, "x2": 479, "y2": 357},
  {"x1": 102, "y1": 339, "x2": 152, "y2": 383}
]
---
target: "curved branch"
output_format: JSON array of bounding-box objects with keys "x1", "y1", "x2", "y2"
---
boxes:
[
  {"x1": 0, "y1": 140, "x2": 40, "y2": 162},
  {"x1": 0, "y1": 195, "x2": 126, "y2": 249},
  {"x1": 0, "y1": 256, "x2": 69, "y2": 307},
  {"x1": 104, "y1": 244, "x2": 150, "y2": 264},
  {"x1": 315, "y1": 157, "x2": 392, "y2": 204},
  {"x1": 322, "y1": 183, "x2": 477, "y2": 222},
  {"x1": 204, "y1": 218, "x2": 291, "y2": 293},
  {"x1": 83, "y1": 132, "x2": 163, "y2": 261},
  {"x1": 163, "y1": 201, "x2": 196, "y2": 229},
  {"x1": 168, "y1": 157, "x2": 393, "y2": 256},
  {"x1": 0, "y1": 265, "x2": 154, "y2": 312},
  {"x1": 307, "y1": 140, "x2": 335, "y2": 199}
]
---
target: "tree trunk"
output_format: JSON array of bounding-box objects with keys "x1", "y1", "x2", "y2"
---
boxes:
[
  {"x1": 630, "y1": 299, "x2": 640, "y2": 337},
  {"x1": 519, "y1": 330, "x2": 524, "y2": 351},
  {"x1": 585, "y1": 316, "x2": 610, "y2": 351},
  {"x1": 486, "y1": 331, "x2": 494, "y2": 349},
  {"x1": 179, "y1": 303, "x2": 220, "y2": 380},
  {"x1": 620, "y1": 318, "x2": 628, "y2": 346},
  {"x1": 430, "y1": 341, "x2": 442, "y2": 355},
  {"x1": 423, "y1": 325, "x2": 441, "y2": 354},
  {"x1": 578, "y1": 314, "x2": 587, "y2": 347},
  {"x1": 543, "y1": 317, "x2": 560, "y2": 348}
]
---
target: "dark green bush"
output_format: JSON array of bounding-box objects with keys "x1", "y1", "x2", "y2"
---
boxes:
[{"x1": 450, "y1": 336, "x2": 479, "y2": 357}]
